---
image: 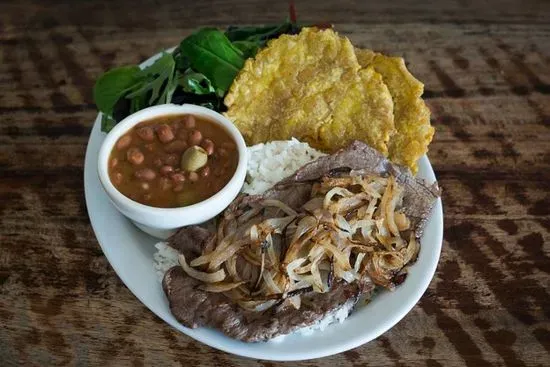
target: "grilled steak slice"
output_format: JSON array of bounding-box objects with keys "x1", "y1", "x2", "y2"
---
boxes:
[
  {"x1": 275, "y1": 140, "x2": 440, "y2": 237},
  {"x1": 164, "y1": 261, "x2": 371, "y2": 342},
  {"x1": 168, "y1": 226, "x2": 214, "y2": 258}
]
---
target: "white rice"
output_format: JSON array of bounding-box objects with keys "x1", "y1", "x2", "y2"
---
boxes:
[
  {"x1": 153, "y1": 139, "x2": 355, "y2": 338},
  {"x1": 153, "y1": 242, "x2": 180, "y2": 279},
  {"x1": 271, "y1": 301, "x2": 354, "y2": 342},
  {"x1": 242, "y1": 138, "x2": 326, "y2": 195}
]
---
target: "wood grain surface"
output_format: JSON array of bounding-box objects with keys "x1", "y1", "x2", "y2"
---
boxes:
[{"x1": 1, "y1": 0, "x2": 549, "y2": 366}]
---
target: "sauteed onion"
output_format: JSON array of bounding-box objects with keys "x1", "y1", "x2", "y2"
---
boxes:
[{"x1": 179, "y1": 174, "x2": 419, "y2": 311}]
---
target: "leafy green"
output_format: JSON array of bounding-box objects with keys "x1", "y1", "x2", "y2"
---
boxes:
[
  {"x1": 171, "y1": 90, "x2": 224, "y2": 111},
  {"x1": 180, "y1": 28, "x2": 245, "y2": 93},
  {"x1": 93, "y1": 65, "x2": 140, "y2": 117},
  {"x1": 225, "y1": 25, "x2": 278, "y2": 42},
  {"x1": 125, "y1": 53, "x2": 176, "y2": 107},
  {"x1": 173, "y1": 48, "x2": 190, "y2": 71},
  {"x1": 232, "y1": 40, "x2": 261, "y2": 59},
  {"x1": 225, "y1": 22, "x2": 308, "y2": 59},
  {"x1": 226, "y1": 23, "x2": 292, "y2": 43},
  {"x1": 178, "y1": 69, "x2": 216, "y2": 95},
  {"x1": 94, "y1": 54, "x2": 177, "y2": 132}
]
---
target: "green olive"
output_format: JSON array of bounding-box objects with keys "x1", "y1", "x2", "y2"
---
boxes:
[{"x1": 180, "y1": 146, "x2": 208, "y2": 172}]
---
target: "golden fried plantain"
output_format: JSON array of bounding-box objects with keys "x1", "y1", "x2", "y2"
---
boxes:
[
  {"x1": 318, "y1": 65, "x2": 394, "y2": 154},
  {"x1": 356, "y1": 49, "x2": 434, "y2": 173},
  {"x1": 225, "y1": 28, "x2": 395, "y2": 153}
]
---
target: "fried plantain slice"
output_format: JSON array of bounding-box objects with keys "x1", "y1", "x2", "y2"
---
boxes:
[
  {"x1": 225, "y1": 28, "x2": 395, "y2": 153},
  {"x1": 318, "y1": 65, "x2": 394, "y2": 154},
  {"x1": 356, "y1": 49, "x2": 434, "y2": 173}
]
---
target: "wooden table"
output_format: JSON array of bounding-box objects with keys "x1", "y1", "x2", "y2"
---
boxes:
[{"x1": 1, "y1": 0, "x2": 549, "y2": 365}]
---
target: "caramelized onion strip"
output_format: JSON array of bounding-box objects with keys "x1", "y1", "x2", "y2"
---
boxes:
[{"x1": 179, "y1": 254, "x2": 225, "y2": 283}]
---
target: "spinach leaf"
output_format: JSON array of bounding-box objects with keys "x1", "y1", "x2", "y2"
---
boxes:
[
  {"x1": 178, "y1": 69, "x2": 216, "y2": 95},
  {"x1": 96, "y1": 54, "x2": 177, "y2": 132},
  {"x1": 93, "y1": 65, "x2": 140, "y2": 116},
  {"x1": 225, "y1": 24, "x2": 285, "y2": 42},
  {"x1": 170, "y1": 89, "x2": 225, "y2": 112},
  {"x1": 125, "y1": 53, "x2": 176, "y2": 105},
  {"x1": 225, "y1": 23, "x2": 292, "y2": 44},
  {"x1": 225, "y1": 22, "x2": 306, "y2": 58},
  {"x1": 173, "y1": 48, "x2": 190, "y2": 71},
  {"x1": 180, "y1": 28, "x2": 245, "y2": 93},
  {"x1": 224, "y1": 1, "x2": 305, "y2": 45},
  {"x1": 232, "y1": 40, "x2": 261, "y2": 59}
]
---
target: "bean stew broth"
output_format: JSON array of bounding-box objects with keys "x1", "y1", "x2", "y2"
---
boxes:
[{"x1": 108, "y1": 114, "x2": 238, "y2": 208}]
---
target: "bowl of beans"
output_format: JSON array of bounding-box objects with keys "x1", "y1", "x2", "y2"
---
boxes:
[{"x1": 97, "y1": 104, "x2": 248, "y2": 239}]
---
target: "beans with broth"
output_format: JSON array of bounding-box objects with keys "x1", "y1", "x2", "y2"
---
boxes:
[{"x1": 109, "y1": 114, "x2": 238, "y2": 208}]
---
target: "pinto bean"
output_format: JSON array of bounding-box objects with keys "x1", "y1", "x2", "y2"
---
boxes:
[
  {"x1": 126, "y1": 147, "x2": 144, "y2": 165},
  {"x1": 218, "y1": 148, "x2": 228, "y2": 158},
  {"x1": 201, "y1": 139, "x2": 215, "y2": 155},
  {"x1": 221, "y1": 141, "x2": 236, "y2": 150},
  {"x1": 112, "y1": 172, "x2": 123, "y2": 185},
  {"x1": 110, "y1": 157, "x2": 118, "y2": 169},
  {"x1": 200, "y1": 166, "x2": 210, "y2": 178},
  {"x1": 116, "y1": 135, "x2": 132, "y2": 150},
  {"x1": 173, "y1": 183, "x2": 184, "y2": 192},
  {"x1": 136, "y1": 126, "x2": 155, "y2": 141},
  {"x1": 165, "y1": 140, "x2": 188, "y2": 153},
  {"x1": 171, "y1": 173, "x2": 186, "y2": 183},
  {"x1": 153, "y1": 157, "x2": 164, "y2": 167},
  {"x1": 159, "y1": 177, "x2": 172, "y2": 191},
  {"x1": 156, "y1": 124, "x2": 175, "y2": 143},
  {"x1": 164, "y1": 154, "x2": 178, "y2": 166},
  {"x1": 188, "y1": 171, "x2": 199, "y2": 182},
  {"x1": 169, "y1": 121, "x2": 180, "y2": 132},
  {"x1": 183, "y1": 115, "x2": 196, "y2": 129},
  {"x1": 188, "y1": 129, "x2": 202, "y2": 146},
  {"x1": 160, "y1": 165, "x2": 174, "y2": 176},
  {"x1": 177, "y1": 129, "x2": 188, "y2": 140},
  {"x1": 135, "y1": 168, "x2": 156, "y2": 181}
]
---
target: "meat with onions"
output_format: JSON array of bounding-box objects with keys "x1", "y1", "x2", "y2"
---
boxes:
[{"x1": 162, "y1": 141, "x2": 440, "y2": 341}]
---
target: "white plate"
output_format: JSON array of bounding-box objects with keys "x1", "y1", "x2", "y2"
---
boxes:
[{"x1": 84, "y1": 53, "x2": 443, "y2": 361}]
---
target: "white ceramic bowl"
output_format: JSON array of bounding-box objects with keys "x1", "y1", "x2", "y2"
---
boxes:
[{"x1": 97, "y1": 104, "x2": 247, "y2": 239}]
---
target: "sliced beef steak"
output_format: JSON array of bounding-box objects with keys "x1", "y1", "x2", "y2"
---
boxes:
[
  {"x1": 168, "y1": 226, "x2": 214, "y2": 257},
  {"x1": 276, "y1": 140, "x2": 440, "y2": 237},
  {"x1": 163, "y1": 228, "x2": 373, "y2": 342}
]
